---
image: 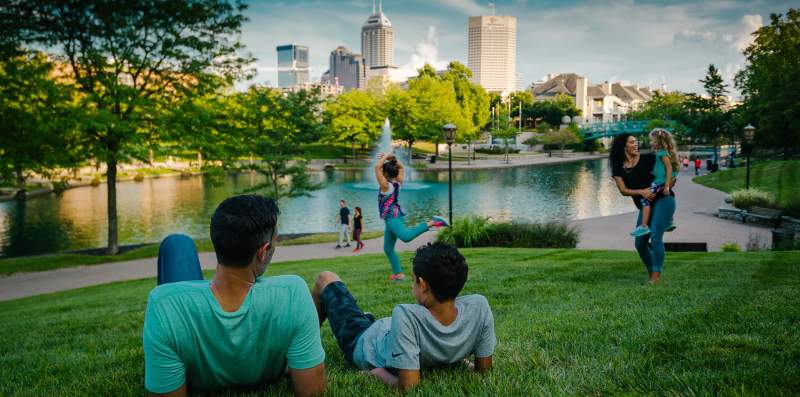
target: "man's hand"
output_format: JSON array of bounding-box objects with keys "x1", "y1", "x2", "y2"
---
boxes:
[{"x1": 290, "y1": 363, "x2": 326, "y2": 397}]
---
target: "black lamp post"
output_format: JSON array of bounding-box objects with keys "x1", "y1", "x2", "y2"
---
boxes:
[
  {"x1": 443, "y1": 123, "x2": 456, "y2": 226},
  {"x1": 743, "y1": 124, "x2": 755, "y2": 189}
]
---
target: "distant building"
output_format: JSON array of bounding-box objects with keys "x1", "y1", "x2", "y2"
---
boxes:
[
  {"x1": 276, "y1": 44, "x2": 309, "y2": 88},
  {"x1": 468, "y1": 15, "x2": 517, "y2": 96},
  {"x1": 531, "y1": 73, "x2": 655, "y2": 124},
  {"x1": 361, "y1": 1, "x2": 397, "y2": 80},
  {"x1": 280, "y1": 82, "x2": 343, "y2": 97},
  {"x1": 321, "y1": 46, "x2": 367, "y2": 90}
]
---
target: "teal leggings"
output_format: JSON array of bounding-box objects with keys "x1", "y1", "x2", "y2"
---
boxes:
[
  {"x1": 634, "y1": 196, "x2": 676, "y2": 273},
  {"x1": 383, "y1": 217, "x2": 429, "y2": 274}
]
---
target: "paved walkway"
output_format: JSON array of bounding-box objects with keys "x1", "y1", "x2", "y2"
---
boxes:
[{"x1": 0, "y1": 165, "x2": 773, "y2": 302}]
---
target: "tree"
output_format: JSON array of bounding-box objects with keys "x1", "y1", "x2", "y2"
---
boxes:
[
  {"x1": 404, "y1": 71, "x2": 464, "y2": 164},
  {"x1": 542, "y1": 126, "x2": 582, "y2": 156},
  {"x1": 491, "y1": 113, "x2": 518, "y2": 164},
  {"x1": 0, "y1": 51, "x2": 80, "y2": 199},
  {"x1": 627, "y1": 91, "x2": 692, "y2": 139},
  {"x1": 323, "y1": 90, "x2": 382, "y2": 162},
  {"x1": 384, "y1": 85, "x2": 420, "y2": 162},
  {"x1": 735, "y1": 8, "x2": 800, "y2": 158},
  {"x1": 687, "y1": 64, "x2": 729, "y2": 162},
  {"x1": 524, "y1": 94, "x2": 580, "y2": 127},
  {"x1": 13, "y1": 0, "x2": 250, "y2": 254},
  {"x1": 440, "y1": 61, "x2": 490, "y2": 163}
]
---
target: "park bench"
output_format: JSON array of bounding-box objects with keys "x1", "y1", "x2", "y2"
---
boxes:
[
  {"x1": 746, "y1": 206, "x2": 783, "y2": 228},
  {"x1": 665, "y1": 242, "x2": 708, "y2": 252}
]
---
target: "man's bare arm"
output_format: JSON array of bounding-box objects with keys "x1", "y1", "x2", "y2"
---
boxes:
[
  {"x1": 290, "y1": 363, "x2": 326, "y2": 397},
  {"x1": 397, "y1": 369, "x2": 420, "y2": 391}
]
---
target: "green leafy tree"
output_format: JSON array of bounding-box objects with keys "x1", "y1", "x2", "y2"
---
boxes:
[
  {"x1": 542, "y1": 126, "x2": 582, "y2": 156},
  {"x1": 525, "y1": 94, "x2": 581, "y2": 126},
  {"x1": 0, "y1": 52, "x2": 81, "y2": 199},
  {"x1": 13, "y1": 0, "x2": 250, "y2": 254},
  {"x1": 323, "y1": 90, "x2": 382, "y2": 162},
  {"x1": 384, "y1": 85, "x2": 420, "y2": 162},
  {"x1": 440, "y1": 61, "x2": 490, "y2": 162},
  {"x1": 492, "y1": 113, "x2": 518, "y2": 164},
  {"x1": 686, "y1": 64, "x2": 729, "y2": 160},
  {"x1": 404, "y1": 71, "x2": 464, "y2": 164},
  {"x1": 735, "y1": 8, "x2": 800, "y2": 158}
]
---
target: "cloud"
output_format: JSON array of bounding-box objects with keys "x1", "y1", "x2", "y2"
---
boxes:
[
  {"x1": 390, "y1": 26, "x2": 449, "y2": 81},
  {"x1": 438, "y1": 0, "x2": 486, "y2": 16},
  {"x1": 732, "y1": 14, "x2": 762, "y2": 51},
  {"x1": 674, "y1": 30, "x2": 717, "y2": 43}
]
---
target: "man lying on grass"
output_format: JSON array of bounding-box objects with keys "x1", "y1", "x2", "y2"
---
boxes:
[
  {"x1": 312, "y1": 242, "x2": 496, "y2": 391},
  {"x1": 143, "y1": 195, "x2": 325, "y2": 397}
]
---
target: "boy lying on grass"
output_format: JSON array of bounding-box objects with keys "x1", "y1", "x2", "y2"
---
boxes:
[{"x1": 312, "y1": 242, "x2": 496, "y2": 391}]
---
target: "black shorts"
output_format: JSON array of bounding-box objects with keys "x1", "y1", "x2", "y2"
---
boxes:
[{"x1": 320, "y1": 281, "x2": 375, "y2": 364}]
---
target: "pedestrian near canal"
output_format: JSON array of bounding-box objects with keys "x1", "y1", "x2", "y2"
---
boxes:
[{"x1": 336, "y1": 200, "x2": 351, "y2": 249}]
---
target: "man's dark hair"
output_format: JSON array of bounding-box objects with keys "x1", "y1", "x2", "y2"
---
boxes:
[
  {"x1": 609, "y1": 133, "x2": 633, "y2": 169},
  {"x1": 412, "y1": 242, "x2": 468, "y2": 301},
  {"x1": 382, "y1": 158, "x2": 399, "y2": 179},
  {"x1": 210, "y1": 195, "x2": 279, "y2": 267}
]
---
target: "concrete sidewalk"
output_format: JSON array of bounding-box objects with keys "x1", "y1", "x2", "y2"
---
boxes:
[{"x1": 0, "y1": 166, "x2": 773, "y2": 302}]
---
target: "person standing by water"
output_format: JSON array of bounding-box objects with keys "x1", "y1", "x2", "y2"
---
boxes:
[
  {"x1": 335, "y1": 200, "x2": 351, "y2": 249},
  {"x1": 609, "y1": 134, "x2": 677, "y2": 284},
  {"x1": 352, "y1": 207, "x2": 364, "y2": 252}
]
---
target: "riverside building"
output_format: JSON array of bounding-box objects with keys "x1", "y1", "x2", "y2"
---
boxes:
[{"x1": 468, "y1": 15, "x2": 518, "y2": 96}]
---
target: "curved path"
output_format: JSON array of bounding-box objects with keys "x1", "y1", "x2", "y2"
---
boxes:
[{"x1": 0, "y1": 165, "x2": 772, "y2": 302}]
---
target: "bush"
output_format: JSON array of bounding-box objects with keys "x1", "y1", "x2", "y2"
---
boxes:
[
  {"x1": 89, "y1": 177, "x2": 101, "y2": 187},
  {"x1": 133, "y1": 173, "x2": 144, "y2": 182},
  {"x1": 474, "y1": 146, "x2": 520, "y2": 155},
  {"x1": 720, "y1": 242, "x2": 741, "y2": 252},
  {"x1": 438, "y1": 216, "x2": 579, "y2": 248},
  {"x1": 731, "y1": 188, "x2": 776, "y2": 210}
]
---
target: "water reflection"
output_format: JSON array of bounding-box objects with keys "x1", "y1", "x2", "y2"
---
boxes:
[{"x1": 0, "y1": 159, "x2": 632, "y2": 257}]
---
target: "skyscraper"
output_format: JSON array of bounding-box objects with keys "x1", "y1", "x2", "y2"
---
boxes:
[
  {"x1": 467, "y1": 15, "x2": 517, "y2": 95},
  {"x1": 361, "y1": 0, "x2": 395, "y2": 78},
  {"x1": 321, "y1": 46, "x2": 367, "y2": 90},
  {"x1": 276, "y1": 44, "x2": 309, "y2": 88}
]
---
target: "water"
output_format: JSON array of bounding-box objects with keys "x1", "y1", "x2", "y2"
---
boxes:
[{"x1": 0, "y1": 159, "x2": 634, "y2": 257}]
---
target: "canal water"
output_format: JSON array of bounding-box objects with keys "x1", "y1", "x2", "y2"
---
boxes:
[{"x1": 0, "y1": 159, "x2": 635, "y2": 257}]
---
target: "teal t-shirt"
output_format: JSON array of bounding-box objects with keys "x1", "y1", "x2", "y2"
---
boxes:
[
  {"x1": 143, "y1": 275, "x2": 325, "y2": 394},
  {"x1": 653, "y1": 149, "x2": 678, "y2": 185}
]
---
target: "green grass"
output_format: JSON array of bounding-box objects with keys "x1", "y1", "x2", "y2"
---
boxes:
[
  {"x1": 0, "y1": 232, "x2": 384, "y2": 276},
  {"x1": 694, "y1": 159, "x2": 800, "y2": 216},
  {"x1": 1, "y1": 249, "x2": 798, "y2": 396}
]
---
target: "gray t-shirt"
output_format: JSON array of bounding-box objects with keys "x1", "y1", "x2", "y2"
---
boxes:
[{"x1": 352, "y1": 294, "x2": 496, "y2": 370}]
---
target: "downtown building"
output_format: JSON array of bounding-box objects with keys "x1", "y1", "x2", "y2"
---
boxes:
[
  {"x1": 276, "y1": 44, "x2": 309, "y2": 88},
  {"x1": 361, "y1": 1, "x2": 397, "y2": 80},
  {"x1": 321, "y1": 46, "x2": 367, "y2": 90},
  {"x1": 468, "y1": 15, "x2": 518, "y2": 96}
]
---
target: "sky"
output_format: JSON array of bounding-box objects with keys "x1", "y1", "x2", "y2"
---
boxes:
[{"x1": 236, "y1": 0, "x2": 795, "y2": 96}]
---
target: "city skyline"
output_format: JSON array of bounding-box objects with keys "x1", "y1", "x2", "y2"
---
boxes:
[{"x1": 239, "y1": 0, "x2": 794, "y2": 95}]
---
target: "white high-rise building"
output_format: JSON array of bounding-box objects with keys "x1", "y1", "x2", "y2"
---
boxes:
[
  {"x1": 361, "y1": 0, "x2": 396, "y2": 79},
  {"x1": 467, "y1": 15, "x2": 517, "y2": 96}
]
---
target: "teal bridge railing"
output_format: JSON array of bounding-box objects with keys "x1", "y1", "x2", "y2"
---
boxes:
[{"x1": 579, "y1": 120, "x2": 674, "y2": 140}]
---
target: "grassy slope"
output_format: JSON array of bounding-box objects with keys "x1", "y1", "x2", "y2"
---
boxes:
[
  {"x1": 0, "y1": 232, "x2": 383, "y2": 276},
  {"x1": 694, "y1": 159, "x2": 800, "y2": 214},
  {"x1": 1, "y1": 249, "x2": 798, "y2": 396}
]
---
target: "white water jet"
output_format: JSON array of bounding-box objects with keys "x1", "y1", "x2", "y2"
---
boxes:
[{"x1": 350, "y1": 118, "x2": 429, "y2": 190}]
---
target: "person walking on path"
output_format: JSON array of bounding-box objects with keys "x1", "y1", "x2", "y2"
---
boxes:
[
  {"x1": 682, "y1": 156, "x2": 689, "y2": 170},
  {"x1": 609, "y1": 134, "x2": 677, "y2": 284},
  {"x1": 144, "y1": 195, "x2": 326, "y2": 396},
  {"x1": 694, "y1": 157, "x2": 702, "y2": 176},
  {"x1": 375, "y1": 153, "x2": 448, "y2": 282},
  {"x1": 336, "y1": 200, "x2": 351, "y2": 249},
  {"x1": 352, "y1": 206, "x2": 365, "y2": 252}
]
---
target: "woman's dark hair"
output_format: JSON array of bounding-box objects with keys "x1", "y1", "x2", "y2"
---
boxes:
[
  {"x1": 210, "y1": 194, "x2": 279, "y2": 267},
  {"x1": 354, "y1": 206, "x2": 361, "y2": 215},
  {"x1": 412, "y1": 242, "x2": 468, "y2": 302},
  {"x1": 382, "y1": 158, "x2": 399, "y2": 179},
  {"x1": 609, "y1": 133, "x2": 633, "y2": 169}
]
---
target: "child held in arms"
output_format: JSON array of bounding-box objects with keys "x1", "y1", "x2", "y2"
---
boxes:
[
  {"x1": 312, "y1": 242, "x2": 496, "y2": 391},
  {"x1": 631, "y1": 128, "x2": 679, "y2": 237}
]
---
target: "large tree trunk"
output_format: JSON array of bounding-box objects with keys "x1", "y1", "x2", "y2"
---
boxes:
[
  {"x1": 13, "y1": 164, "x2": 26, "y2": 201},
  {"x1": 106, "y1": 152, "x2": 119, "y2": 255}
]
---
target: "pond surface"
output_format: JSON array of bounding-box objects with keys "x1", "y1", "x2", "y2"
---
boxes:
[{"x1": 0, "y1": 159, "x2": 635, "y2": 257}]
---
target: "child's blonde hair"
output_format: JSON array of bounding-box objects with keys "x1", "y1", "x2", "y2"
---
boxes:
[{"x1": 649, "y1": 128, "x2": 680, "y2": 170}]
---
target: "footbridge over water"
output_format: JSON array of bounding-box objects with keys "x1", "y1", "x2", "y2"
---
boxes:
[{"x1": 579, "y1": 120, "x2": 675, "y2": 140}]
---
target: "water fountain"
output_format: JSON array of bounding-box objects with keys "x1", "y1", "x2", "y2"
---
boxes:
[{"x1": 349, "y1": 118, "x2": 430, "y2": 190}]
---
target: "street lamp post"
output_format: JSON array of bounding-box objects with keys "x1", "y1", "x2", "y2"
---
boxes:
[
  {"x1": 744, "y1": 124, "x2": 755, "y2": 190},
  {"x1": 443, "y1": 123, "x2": 457, "y2": 226}
]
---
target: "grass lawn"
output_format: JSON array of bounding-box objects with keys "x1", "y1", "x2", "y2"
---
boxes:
[
  {"x1": 694, "y1": 159, "x2": 800, "y2": 216},
  {"x1": 1, "y1": 249, "x2": 798, "y2": 396},
  {"x1": 0, "y1": 232, "x2": 383, "y2": 276}
]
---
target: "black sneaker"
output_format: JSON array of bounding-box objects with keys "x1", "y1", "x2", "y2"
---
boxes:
[
  {"x1": 345, "y1": 243, "x2": 351, "y2": 247},
  {"x1": 334, "y1": 245, "x2": 341, "y2": 249}
]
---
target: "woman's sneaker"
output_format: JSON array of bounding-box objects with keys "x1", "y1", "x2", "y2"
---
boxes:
[
  {"x1": 431, "y1": 216, "x2": 449, "y2": 228},
  {"x1": 665, "y1": 223, "x2": 677, "y2": 232},
  {"x1": 630, "y1": 225, "x2": 651, "y2": 237}
]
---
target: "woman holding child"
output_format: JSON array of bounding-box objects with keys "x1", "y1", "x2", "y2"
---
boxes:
[{"x1": 609, "y1": 131, "x2": 678, "y2": 284}]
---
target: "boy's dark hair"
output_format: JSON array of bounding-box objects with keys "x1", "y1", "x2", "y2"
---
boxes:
[
  {"x1": 382, "y1": 158, "x2": 399, "y2": 179},
  {"x1": 210, "y1": 194, "x2": 279, "y2": 267},
  {"x1": 412, "y1": 242, "x2": 468, "y2": 301}
]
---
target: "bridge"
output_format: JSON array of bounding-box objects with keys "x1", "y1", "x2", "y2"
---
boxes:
[{"x1": 579, "y1": 120, "x2": 674, "y2": 140}]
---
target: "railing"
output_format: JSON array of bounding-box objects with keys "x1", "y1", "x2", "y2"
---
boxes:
[{"x1": 579, "y1": 120, "x2": 673, "y2": 140}]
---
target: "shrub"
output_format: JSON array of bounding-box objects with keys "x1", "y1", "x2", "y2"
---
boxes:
[
  {"x1": 720, "y1": 242, "x2": 741, "y2": 252},
  {"x1": 133, "y1": 173, "x2": 144, "y2": 182},
  {"x1": 475, "y1": 146, "x2": 520, "y2": 155},
  {"x1": 438, "y1": 217, "x2": 579, "y2": 248},
  {"x1": 89, "y1": 177, "x2": 101, "y2": 187},
  {"x1": 731, "y1": 188, "x2": 776, "y2": 210}
]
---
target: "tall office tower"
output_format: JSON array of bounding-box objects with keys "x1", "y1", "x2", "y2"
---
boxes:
[
  {"x1": 361, "y1": 0, "x2": 395, "y2": 78},
  {"x1": 467, "y1": 15, "x2": 518, "y2": 95},
  {"x1": 321, "y1": 46, "x2": 367, "y2": 90},
  {"x1": 276, "y1": 44, "x2": 309, "y2": 88}
]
